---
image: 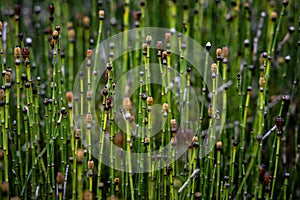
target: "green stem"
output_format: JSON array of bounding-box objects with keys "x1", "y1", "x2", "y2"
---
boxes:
[{"x1": 270, "y1": 127, "x2": 282, "y2": 199}]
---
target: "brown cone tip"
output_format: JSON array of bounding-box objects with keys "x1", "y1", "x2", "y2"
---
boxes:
[
  {"x1": 216, "y1": 141, "x2": 222, "y2": 149},
  {"x1": 216, "y1": 48, "x2": 222, "y2": 57},
  {"x1": 14, "y1": 47, "x2": 21, "y2": 59},
  {"x1": 165, "y1": 32, "x2": 171, "y2": 43},
  {"x1": 77, "y1": 148, "x2": 84, "y2": 161},
  {"x1": 86, "y1": 113, "x2": 92, "y2": 123},
  {"x1": 147, "y1": 96, "x2": 153, "y2": 106},
  {"x1": 123, "y1": 97, "x2": 132, "y2": 111},
  {"x1": 211, "y1": 63, "x2": 217, "y2": 73},
  {"x1": 222, "y1": 46, "x2": 228, "y2": 58},
  {"x1": 99, "y1": 10, "x2": 105, "y2": 18},
  {"x1": 56, "y1": 172, "x2": 64, "y2": 184},
  {"x1": 66, "y1": 91, "x2": 73, "y2": 103},
  {"x1": 83, "y1": 16, "x2": 90, "y2": 27},
  {"x1": 170, "y1": 119, "x2": 177, "y2": 127},
  {"x1": 68, "y1": 29, "x2": 75, "y2": 40},
  {"x1": 271, "y1": 12, "x2": 277, "y2": 21},
  {"x1": 88, "y1": 160, "x2": 94, "y2": 170}
]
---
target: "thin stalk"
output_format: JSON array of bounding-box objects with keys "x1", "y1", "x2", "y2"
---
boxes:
[
  {"x1": 209, "y1": 164, "x2": 216, "y2": 199},
  {"x1": 162, "y1": 103, "x2": 168, "y2": 199},
  {"x1": 267, "y1": 96, "x2": 289, "y2": 172},
  {"x1": 79, "y1": 70, "x2": 84, "y2": 116},
  {"x1": 125, "y1": 111, "x2": 134, "y2": 200},
  {"x1": 77, "y1": 156, "x2": 83, "y2": 200},
  {"x1": 25, "y1": 82, "x2": 37, "y2": 196},
  {"x1": 35, "y1": 77, "x2": 42, "y2": 176},
  {"x1": 66, "y1": 92, "x2": 74, "y2": 157},
  {"x1": 44, "y1": 100, "x2": 51, "y2": 197},
  {"x1": 87, "y1": 101, "x2": 92, "y2": 161},
  {"x1": 15, "y1": 49, "x2": 24, "y2": 184},
  {"x1": 4, "y1": 70, "x2": 12, "y2": 184},
  {"x1": 221, "y1": 47, "x2": 228, "y2": 156},
  {"x1": 239, "y1": 86, "x2": 251, "y2": 190},
  {"x1": 92, "y1": 10, "x2": 104, "y2": 89},
  {"x1": 68, "y1": 29, "x2": 75, "y2": 91},
  {"x1": 0, "y1": 27, "x2": 3, "y2": 77},
  {"x1": 88, "y1": 159, "x2": 94, "y2": 199},
  {"x1": 169, "y1": 165, "x2": 174, "y2": 200},
  {"x1": 123, "y1": 0, "x2": 129, "y2": 75},
  {"x1": 216, "y1": 142, "x2": 222, "y2": 200},
  {"x1": 229, "y1": 141, "x2": 237, "y2": 197},
  {"x1": 179, "y1": 38, "x2": 186, "y2": 106},
  {"x1": 237, "y1": 138, "x2": 261, "y2": 196},
  {"x1": 270, "y1": 5, "x2": 287, "y2": 57},
  {"x1": 23, "y1": 107, "x2": 29, "y2": 199},
  {"x1": 189, "y1": 140, "x2": 198, "y2": 200},
  {"x1": 97, "y1": 98, "x2": 107, "y2": 199},
  {"x1": 147, "y1": 96, "x2": 154, "y2": 200},
  {"x1": 199, "y1": 42, "x2": 210, "y2": 134},
  {"x1": 208, "y1": 62, "x2": 218, "y2": 197},
  {"x1": 169, "y1": 0, "x2": 176, "y2": 29},
  {"x1": 62, "y1": 110, "x2": 67, "y2": 172},
  {"x1": 185, "y1": 69, "x2": 192, "y2": 200},
  {"x1": 258, "y1": 182, "x2": 263, "y2": 199},
  {"x1": 146, "y1": 35, "x2": 152, "y2": 97},
  {"x1": 270, "y1": 117, "x2": 284, "y2": 200},
  {"x1": 282, "y1": 173, "x2": 290, "y2": 200},
  {"x1": 72, "y1": 129, "x2": 80, "y2": 200},
  {"x1": 138, "y1": 70, "x2": 144, "y2": 197},
  {"x1": 3, "y1": 73, "x2": 11, "y2": 200},
  {"x1": 109, "y1": 109, "x2": 115, "y2": 197},
  {"x1": 237, "y1": 72, "x2": 243, "y2": 190}
]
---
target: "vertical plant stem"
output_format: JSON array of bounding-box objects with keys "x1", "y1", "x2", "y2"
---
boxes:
[
  {"x1": 216, "y1": 142, "x2": 222, "y2": 200},
  {"x1": 270, "y1": 117, "x2": 284, "y2": 200}
]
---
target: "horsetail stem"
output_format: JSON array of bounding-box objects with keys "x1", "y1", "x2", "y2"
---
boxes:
[
  {"x1": 83, "y1": 16, "x2": 90, "y2": 53},
  {"x1": 169, "y1": 0, "x2": 176, "y2": 30},
  {"x1": 146, "y1": 35, "x2": 152, "y2": 96},
  {"x1": 88, "y1": 159, "x2": 94, "y2": 198},
  {"x1": 229, "y1": 140, "x2": 237, "y2": 197},
  {"x1": 270, "y1": 2, "x2": 288, "y2": 57},
  {"x1": 190, "y1": 137, "x2": 199, "y2": 200},
  {"x1": 147, "y1": 96, "x2": 155, "y2": 200},
  {"x1": 209, "y1": 164, "x2": 216, "y2": 199},
  {"x1": 199, "y1": 42, "x2": 211, "y2": 133},
  {"x1": 61, "y1": 107, "x2": 67, "y2": 173},
  {"x1": 165, "y1": 32, "x2": 172, "y2": 118},
  {"x1": 68, "y1": 27, "x2": 75, "y2": 91},
  {"x1": 72, "y1": 129, "x2": 80, "y2": 200},
  {"x1": 4, "y1": 69, "x2": 12, "y2": 184},
  {"x1": 77, "y1": 148, "x2": 84, "y2": 200},
  {"x1": 283, "y1": 172, "x2": 290, "y2": 200},
  {"x1": 270, "y1": 117, "x2": 284, "y2": 199},
  {"x1": 162, "y1": 103, "x2": 168, "y2": 199},
  {"x1": 97, "y1": 87, "x2": 108, "y2": 199},
  {"x1": 14, "y1": 47, "x2": 24, "y2": 185},
  {"x1": 216, "y1": 141, "x2": 222, "y2": 200},
  {"x1": 66, "y1": 91, "x2": 74, "y2": 154},
  {"x1": 123, "y1": 97, "x2": 135, "y2": 200},
  {"x1": 91, "y1": 10, "x2": 104, "y2": 90},
  {"x1": 86, "y1": 100, "x2": 92, "y2": 161},
  {"x1": 123, "y1": 0, "x2": 129, "y2": 75},
  {"x1": 0, "y1": 21, "x2": 3, "y2": 77}
]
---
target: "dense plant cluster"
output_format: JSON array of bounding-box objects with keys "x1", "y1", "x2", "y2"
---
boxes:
[{"x1": 0, "y1": 0, "x2": 299, "y2": 199}]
